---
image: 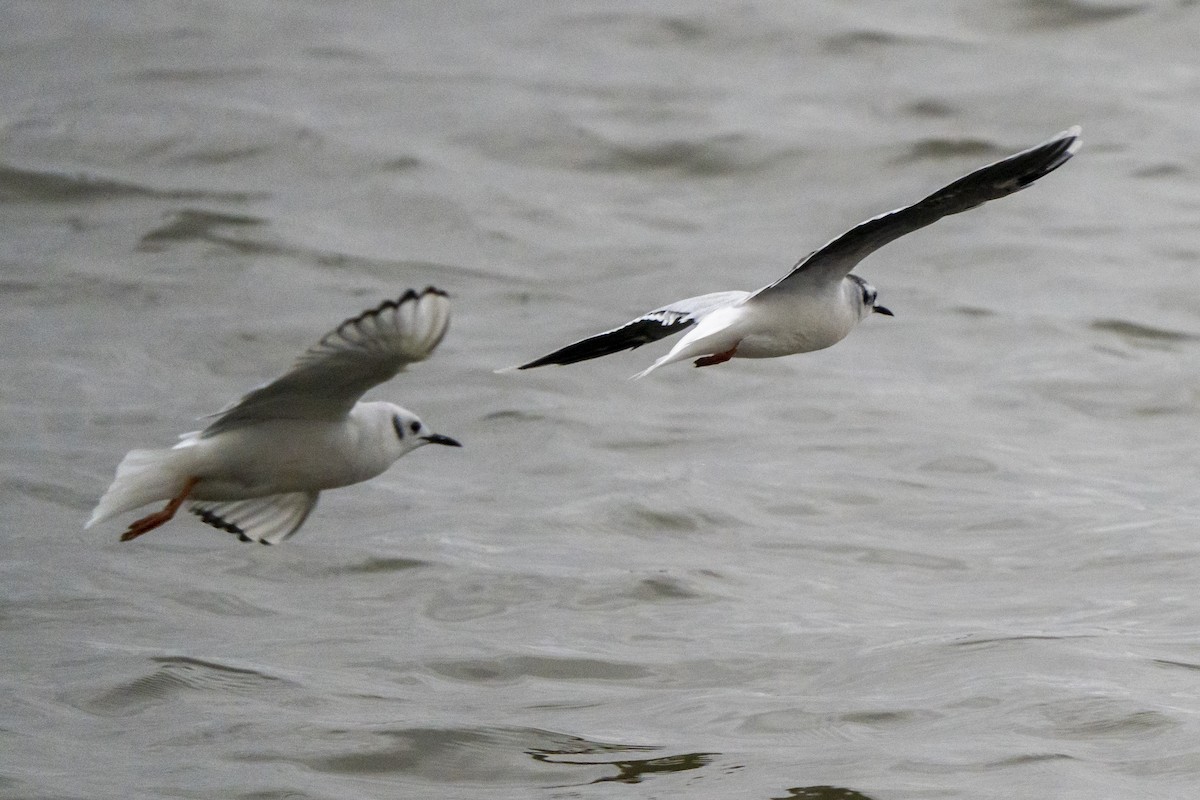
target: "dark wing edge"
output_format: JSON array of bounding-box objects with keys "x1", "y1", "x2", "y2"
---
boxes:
[
  {"x1": 189, "y1": 491, "x2": 320, "y2": 545},
  {"x1": 199, "y1": 287, "x2": 450, "y2": 437},
  {"x1": 506, "y1": 290, "x2": 751, "y2": 370},
  {"x1": 514, "y1": 310, "x2": 696, "y2": 369},
  {"x1": 756, "y1": 125, "x2": 1082, "y2": 295},
  {"x1": 295, "y1": 286, "x2": 451, "y2": 372}
]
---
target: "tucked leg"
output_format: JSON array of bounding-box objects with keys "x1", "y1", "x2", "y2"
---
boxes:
[
  {"x1": 693, "y1": 345, "x2": 739, "y2": 367},
  {"x1": 120, "y1": 477, "x2": 200, "y2": 542}
]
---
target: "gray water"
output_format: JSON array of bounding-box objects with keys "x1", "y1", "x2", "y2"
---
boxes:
[{"x1": 3, "y1": 2, "x2": 1200, "y2": 798}]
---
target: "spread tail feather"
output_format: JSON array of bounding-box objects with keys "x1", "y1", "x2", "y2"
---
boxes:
[{"x1": 86, "y1": 447, "x2": 192, "y2": 529}]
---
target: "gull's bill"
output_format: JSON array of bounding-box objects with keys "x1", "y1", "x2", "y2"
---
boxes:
[
  {"x1": 504, "y1": 126, "x2": 1081, "y2": 378},
  {"x1": 88, "y1": 287, "x2": 459, "y2": 544}
]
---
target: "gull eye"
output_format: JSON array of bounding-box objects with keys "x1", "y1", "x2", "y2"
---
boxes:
[
  {"x1": 392, "y1": 416, "x2": 405, "y2": 439},
  {"x1": 409, "y1": 420, "x2": 421, "y2": 434}
]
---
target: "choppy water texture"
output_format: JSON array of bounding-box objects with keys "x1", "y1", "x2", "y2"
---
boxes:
[{"x1": 3, "y1": 2, "x2": 1200, "y2": 798}]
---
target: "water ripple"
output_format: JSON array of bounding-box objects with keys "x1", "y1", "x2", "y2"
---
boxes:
[
  {"x1": 293, "y1": 725, "x2": 713, "y2": 787},
  {"x1": 1090, "y1": 318, "x2": 1200, "y2": 344},
  {"x1": 771, "y1": 788, "x2": 879, "y2": 800},
  {"x1": 427, "y1": 655, "x2": 651, "y2": 684},
  {"x1": 79, "y1": 655, "x2": 294, "y2": 716},
  {"x1": 0, "y1": 163, "x2": 264, "y2": 203}
]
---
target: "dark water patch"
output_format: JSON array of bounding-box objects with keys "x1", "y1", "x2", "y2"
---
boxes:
[
  {"x1": 953, "y1": 634, "x2": 1083, "y2": 648},
  {"x1": 0, "y1": 163, "x2": 263, "y2": 203},
  {"x1": 919, "y1": 455, "x2": 998, "y2": 475},
  {"x1": 854, "y1": 545, "x2": 968, "y2": 571},
  {"x1": 824, "y1": 29, "x2": 911, "y2": 51},
  {"x1": 623, "y1": 504, "x2": 731, "y2": 534},
  {"x1": 633, "y1": 574, "x2": 707, "y2": 601},
  {"x1": 901, "y1": 98, "x2": 960, "y2": 119},
  {"x1": 295, "y1": 725, "x2": 710, "y2": 787},
  {"x1": 559, "y1": 750, "x2": 716, "y2": 786},
  {"x1": 647, "y1": 15, "x2": 711, "y2": 43},
  {"x1": 3, "y1": 476, "x2": 96, "y2": 511},
  {"x1": 1132, "y1": 162, "x2": 1190, "y2": 179},
  {"x1": 314, "y1": 254, "x2": 497, "y2": 281},
  {"x1": 824, "y1": 28, "x2": 960, "y2": 54},
  {"x1": 81, "y1": 655, "x2": 293, "y2": 715},
  {"x1": 299, "y1": 726, "x2": 535, "y2": 780},
  {"x1": 839, "y1": 709, "x2": 934, "y2": 727},
  {"x1": 951, "y1": 305, "x2": 998, "y2": 318},
  {"x1": 303, "y1": 45, "x2": 378, "y2": 63},
  {"x1": 1031, "y1": 377, "x2": 1195, "y2": 418},
  {"x1": 1153, "y1": 658, "x2": 1200, "y2": 673},
  {"x1": 149, "y1": 656, "x2": 288, "y2": 689},
  {"x1": 1036, "y1": 699, "x2": 1180, "y2": 740},
  {"x1": 897, "y1": 751, "x2": 1076, "y2": 775},
  {"x1": 1019, "y1": 0, "x2": 1150, "y2": 28},
  {"x1": 561, "y1": 8, "x2": 779, "y2": 50},
  {"x1": 428, "y1": 654, "x2": 650, "y2": 684},
  {"x1": 614, "y1": 207, "x2": 705, "y2": 234},
  {"x1": 0, "y1": 273, "x2": 168, "y2": 307},
  {"x1": 988, "y1": 752, "x2": 1077, "y2": 768},
  {"x1": 628, "y1": 510, "x2": 700, "y2": 534},
  {"x1": 138, "y1": 209, "x2": 265, "y2": 250},
  {"x1": 6, "y1": 596, "x2": 142, "y2": 627},
  {"x1": 127, "y1": 66, "x2": 267, "y2": 83},
  {"x1": 380, "y1": 154, "x2": 423, "y2": 172},
  {"x1": 324, "y1": 556, "x2": 429, "y2": 575},
  {"x1": 739, "y1": 707, "x2": 926, "y2": 743},
  {"x1": 173, "y1": 590, "x2": 276, "y2": 618},
  {"x1": 480, "y1": 408, "x2": 551, "y2": 423},
  {"x1": 570, "y1": 572, "x2": 721, "y2": 609},
  {"x1": 580, "y1": 133, "x2": 787, "y2": 177},
  {"x1": 136, "y1": 213, "x2": 489, "y2": 284},
  {"x1": 570, "y1": 12, "x2": 714, "y2": 45},
  {"x1": 900, "y1": 137, "x2": 1002, "y2": 163},
  {"x1": 772, "y1": 787, "x2": 879, "y2": 800},
  {"x1": 166, "y1": 143, "x2": 277, "y2": 166},
  {"x1": 468, "y1": 117, "x2": 795, "y2": 177},
  {"x1": 423, "y1": 574, "x2": 553, "y2": 622},
  {"x1": 1090, "y1": 318, "x2": 1199, "y2": 343}
]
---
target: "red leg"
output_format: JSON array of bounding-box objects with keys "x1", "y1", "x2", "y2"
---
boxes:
[
  {"x1": 120, "y1": 477, "x2": 200, "y2": 542},
  {"x1": 694, "y1": 345, "x2": 738, "y2": 367}
]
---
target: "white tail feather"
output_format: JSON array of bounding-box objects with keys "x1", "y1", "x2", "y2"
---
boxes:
[{"x1": 86, "y1": 448, "x2": 192, "y2": 528}]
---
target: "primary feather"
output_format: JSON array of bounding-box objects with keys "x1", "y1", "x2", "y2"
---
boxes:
[{"x1": 202, "y1": 287, "x2": 450, "y2": 437}]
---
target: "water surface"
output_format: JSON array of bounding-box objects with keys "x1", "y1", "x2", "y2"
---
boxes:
[{"x1": 3, "y1": 2, "x2": 1199, "y2": 798}]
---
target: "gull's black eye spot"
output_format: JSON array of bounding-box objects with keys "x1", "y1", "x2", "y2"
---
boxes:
[
  {"x1": 410, "y1": 420, "x2": 421, "y2": 434},
  {"x1": 392, "y1": 416, "x2": 405, "y2": 439}
]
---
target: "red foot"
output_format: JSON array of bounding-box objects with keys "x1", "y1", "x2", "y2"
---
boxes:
[
  {"x1": 694, "y1": 345, "x2": 738, "y2": 368},
  {"x1": 120, "y1": 477, "x2": 200, "y2": 542}
]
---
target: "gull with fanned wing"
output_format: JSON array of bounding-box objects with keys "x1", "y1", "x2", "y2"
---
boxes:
[
  {"x1": 87, "y1": 288, "x2": 461, "y2": 545},
  {"x1": 506, "y1": 126, "x2": 1081, "y2": 379}
]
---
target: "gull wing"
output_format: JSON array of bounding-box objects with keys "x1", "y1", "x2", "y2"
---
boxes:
[
  {"x1": 200, "y1": 288, "x2": 450, "y2": 437},
  {"x1": 510, "y1": 290, "x2": 749, "y2": 369},
  {"x1": 189, "y1": 491, "x2": 320, "y2": 544},
  {"x1": 753, "y1": 126, "x2": 1081, "y2": 299}
]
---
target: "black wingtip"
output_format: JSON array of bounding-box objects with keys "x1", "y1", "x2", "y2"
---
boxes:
[
  {"x1": 191, "y1": 507, "x2": 247, "y2": 539},
  {"x1": 1018, "y1": 125, "x2": 1081, "y2": 185},
  {"x1": 508, "y1": 314, "x2": 696, "y2": 371},
  {"x1": 325, "y1": 286, "x2": 450, "y2": 342},
  {"x1": 512, "y1": 353, "x2": 577, "y2": 370}
]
